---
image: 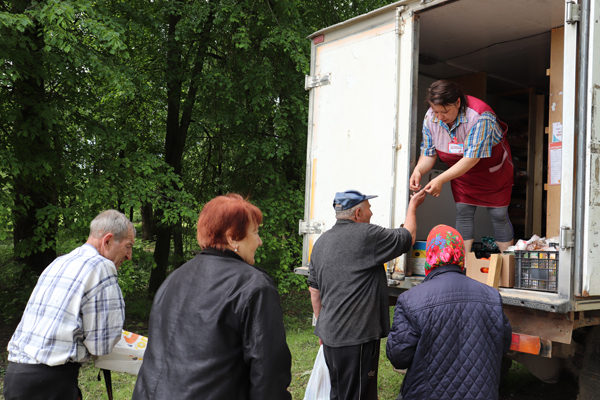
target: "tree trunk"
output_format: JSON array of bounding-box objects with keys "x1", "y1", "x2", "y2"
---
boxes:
[
  {"x1": 141, "y1": 203, "x2": 156, "y2": 240},
  {"x1": 13, "y1": 182, "x2": 57, "y2": 275},
  {"x1": 172, "y1": 221, "x2": 184, "y2": 270},
  {"x1": 149, "y1": 212, "x2": 172, "y2": 293},
  {"x1": 11, "y1": 8, "x2": 59, "y2": 275},
  {"x1": 149, "y1": 11, "x2": 183, "y2": 294},
  {"x1": 148, "y1": 4, "x2": 215, "y2": 293}
]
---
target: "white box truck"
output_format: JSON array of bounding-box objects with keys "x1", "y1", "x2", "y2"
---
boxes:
[{"x1": 296, "y1": 0, "x2": 600, "y2": 396}]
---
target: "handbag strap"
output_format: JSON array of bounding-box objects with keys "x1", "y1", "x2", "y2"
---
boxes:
[{"x1": 97, "y1": 369, "x2": 113, "y2": 400}]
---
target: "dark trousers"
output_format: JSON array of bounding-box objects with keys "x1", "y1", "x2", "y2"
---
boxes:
[
  {"x1": 323, "y1": 339, "x2": 380, "y2": 400},
  {"x1": 3, "y1": 361, "x2": 82, "y2": 400}
]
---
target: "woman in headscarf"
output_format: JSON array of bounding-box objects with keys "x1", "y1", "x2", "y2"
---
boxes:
[
  {"x1": 386, "y1": 225, "x2": 512, "y2": 400},
  {"x1": 133, "y1": 194, "x2": 292, "y2": 400}
]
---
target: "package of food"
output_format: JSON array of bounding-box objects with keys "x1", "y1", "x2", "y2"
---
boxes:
[
  {"x1": 93, "y1": 330, "x2": 147, "y2": 375},
  {"x1": 410, "y1": 241, "x2": 427, "y2": 276}
]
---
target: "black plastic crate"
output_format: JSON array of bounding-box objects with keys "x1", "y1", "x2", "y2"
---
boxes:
[
  {"x1": 471, "y1": 242, "x2": 501, "y2": 259},
  {"x1": 514, "y1": 250, "x2": 558, "y2": 292}
]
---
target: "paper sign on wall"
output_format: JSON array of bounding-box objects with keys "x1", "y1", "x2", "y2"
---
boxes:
[
  {"x1": 552, "y1": 122, "x2": 562, "y2": 142},
  {"x1": 549, "y1": 142, "x2": 562, "y2": 185}
]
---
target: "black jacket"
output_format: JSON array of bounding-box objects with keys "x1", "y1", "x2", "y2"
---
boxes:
[
  {"x1": 386, "y1": 265, "x2": 512, "y2": 400},
  {"x1": 133, "y1": 249, "x2": 292, "y2": 400}
]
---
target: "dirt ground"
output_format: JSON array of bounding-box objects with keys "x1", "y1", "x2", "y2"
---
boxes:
[{"x1": 499, "y1": 374, "x2": 578, "y2": 400}]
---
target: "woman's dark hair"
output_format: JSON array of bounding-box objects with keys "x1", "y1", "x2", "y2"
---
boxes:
[
  {"x1": 425, "y1": 80, "x2": 468, "y2": 114},
  {"x1": 197, "y1": 193, "x2": 263, "y2": 251}
]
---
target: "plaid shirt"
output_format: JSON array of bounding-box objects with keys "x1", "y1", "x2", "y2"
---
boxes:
[
  {"x1": 7, "y1": 244, "x2": 125, "y2": 366},
  {"x1": 421, "y1": 109, "x2": 503, "y2": 159}
]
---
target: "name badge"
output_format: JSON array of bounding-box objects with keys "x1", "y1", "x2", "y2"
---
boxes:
[{"x1": 448, "y1": 143, "x2": 464, "y2": 154}]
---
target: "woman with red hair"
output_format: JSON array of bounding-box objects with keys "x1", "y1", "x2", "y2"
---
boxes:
[{"x1": 133, "y1": 194, "x2": 292, "y2": 400}]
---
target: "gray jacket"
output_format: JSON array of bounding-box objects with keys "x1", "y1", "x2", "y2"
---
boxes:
[{"x1": 308, "y1": 219, "x2": 412, "y2": 347}]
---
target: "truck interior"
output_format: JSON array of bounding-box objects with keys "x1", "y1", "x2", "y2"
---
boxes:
[{"x1": 412, "y1": 0, "x2": 566, "y2": 244}]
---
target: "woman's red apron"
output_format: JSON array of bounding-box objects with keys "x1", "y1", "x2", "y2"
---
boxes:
[{"x1": 435, "y1": 98, "x2": 514, "y2": 208}]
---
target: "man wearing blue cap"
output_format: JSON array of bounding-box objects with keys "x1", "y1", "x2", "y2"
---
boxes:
[{"x1": 308, "y1": 189, "x2": 426, "y2": 400}]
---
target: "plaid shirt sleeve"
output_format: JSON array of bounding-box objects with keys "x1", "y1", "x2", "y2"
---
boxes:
[
  {"x1": 81, "y1": 267, "x2": 125, "y2": 356},
  {"x1": 421, "y1": 116, "x2": 437, "y2": 156},
  {"x1": 464, "y1": 112, "x2": 504, "y2": 158}
]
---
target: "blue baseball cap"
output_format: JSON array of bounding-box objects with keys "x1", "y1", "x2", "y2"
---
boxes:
[{"x1": 333, "y1": 190, "x2": 378, "y2": 211}]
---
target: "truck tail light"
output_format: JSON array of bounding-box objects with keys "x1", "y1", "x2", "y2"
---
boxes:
[{"x1": 510, "y1": 333, "x2": 541, "y2": 355}]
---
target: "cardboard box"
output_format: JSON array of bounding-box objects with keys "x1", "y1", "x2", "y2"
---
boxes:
[
  {"x1": 93, "y1": 330, "x2": 147, "y2": 375},
  {"x1": 466, "y1": 253, "x2": 515, "y2": 288},
  {"x1": 410, "y1": 241, "x2": 427, "y2": 276}
]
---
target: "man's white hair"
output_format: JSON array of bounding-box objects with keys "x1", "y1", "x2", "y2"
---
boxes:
[
  {"x1": 89, "y1": 210, "x2": 136, "y2": 242},
  {"x1": 335, "y1": 202, "x2": 363, "y2": 220}
]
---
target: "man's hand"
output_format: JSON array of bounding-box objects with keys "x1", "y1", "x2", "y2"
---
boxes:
[
  {"x1": 404, "y1": 189, "x2": 427, "y2": 245},
  {"x1": 409, "y1": 187, "x2": 427, "y2": 208}
]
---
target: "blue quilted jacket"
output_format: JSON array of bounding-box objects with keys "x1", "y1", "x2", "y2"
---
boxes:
[{"x1": 386, "y1": 265, "x2": 512, "y2": 400}]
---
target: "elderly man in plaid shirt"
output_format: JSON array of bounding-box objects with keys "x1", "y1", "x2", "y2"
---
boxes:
[{"x1": 3, "y1": 210, "x2": 135, "y2": 400}]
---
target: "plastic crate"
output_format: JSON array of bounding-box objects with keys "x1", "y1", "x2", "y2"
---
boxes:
[{"x1": 514, "y1": 250, "x2": 558, "y2": 292}]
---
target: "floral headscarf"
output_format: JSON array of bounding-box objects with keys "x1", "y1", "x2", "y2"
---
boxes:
[{"x1": 424, "y1": 225, "x2": 465, "y2": 276}]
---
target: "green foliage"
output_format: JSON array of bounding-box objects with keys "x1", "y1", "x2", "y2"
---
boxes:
[
  {"x1": 0, "y1": 255, "x2": 37, "y2": 324},
  {"x1": 254, "y1": 188, "x2": 307, "y2": 293},
  {"x1": 119, "y1": 248, "x2": 155, "y2": 302},
  {"x1": 0, "y1": 0, "x2": 402, "y2": 286}
]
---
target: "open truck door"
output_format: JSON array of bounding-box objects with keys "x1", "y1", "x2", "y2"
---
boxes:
[
  {"x1": 298, "y1": 5, "x2": 419, "y2": 288},
  {"x1": 580, "y1": 0, "x2": 600, "y2": 297}
]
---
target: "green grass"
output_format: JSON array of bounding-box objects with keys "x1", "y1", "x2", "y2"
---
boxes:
[
  {"x1": 286, "y1": 328, "x2": 404, "y2": 400},
  {"x1": 66, "y1": 325, "x2": 404, "y2": 400},
  {"x1": 0, "y1": 286, "x2": 536, "y2": 400},
  {"x1": 0, "y1": 290, "x2": 405, "y2": 400}
]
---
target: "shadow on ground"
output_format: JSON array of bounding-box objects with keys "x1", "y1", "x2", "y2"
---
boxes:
[{"x1": 499, "y1": 364, "x2": 578, "y2": 400}]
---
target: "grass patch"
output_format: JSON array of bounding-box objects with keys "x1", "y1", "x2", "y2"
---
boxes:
[
  {"x1": 0, "y1": 288, "x2": 542, "y2": 400},
  {"x1": 283, "y1": 294, "x2": 405, "y2": 399},
  {"x1": 0, "y1": 290, "x2": 406, "y2": 399}
]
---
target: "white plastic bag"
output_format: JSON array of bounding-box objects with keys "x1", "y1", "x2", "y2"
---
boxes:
[
  {"x1": 303, "y1": 345, "x2": 331, "y2": 400},
  {"x1": 93, "y1": 330, "x2": 147, "y2": 375}
]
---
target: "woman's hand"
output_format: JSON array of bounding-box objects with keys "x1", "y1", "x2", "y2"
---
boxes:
[
  {"x1": 410, "y1": 154, "x2": 437, "y2": 191},
  {"x1": 423, "y1": 157, "x2": 480, "y2": 197},
  {"x1": 424, "y1": 177, "x2": 444, "y2": 197},
  {"x1": 409, "y1": 169, "x2": 422, "y2": 191}
]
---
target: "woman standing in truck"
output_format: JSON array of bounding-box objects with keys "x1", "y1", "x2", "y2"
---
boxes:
[{"x1": 409, "y1": 80, "x2": 514, "y2": 252}]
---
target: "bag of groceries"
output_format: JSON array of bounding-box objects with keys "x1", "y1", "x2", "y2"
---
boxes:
[
  {"x1": 304, "y1": 345, "x2": 330, "y2": 400},
  {"x1": 93, "y1": 330, "x2": 147, "y2": 375}
]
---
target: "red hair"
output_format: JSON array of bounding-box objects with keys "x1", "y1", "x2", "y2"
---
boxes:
[{"x1": 197, "y1": 193, "x2": 263, "y2": 251}]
